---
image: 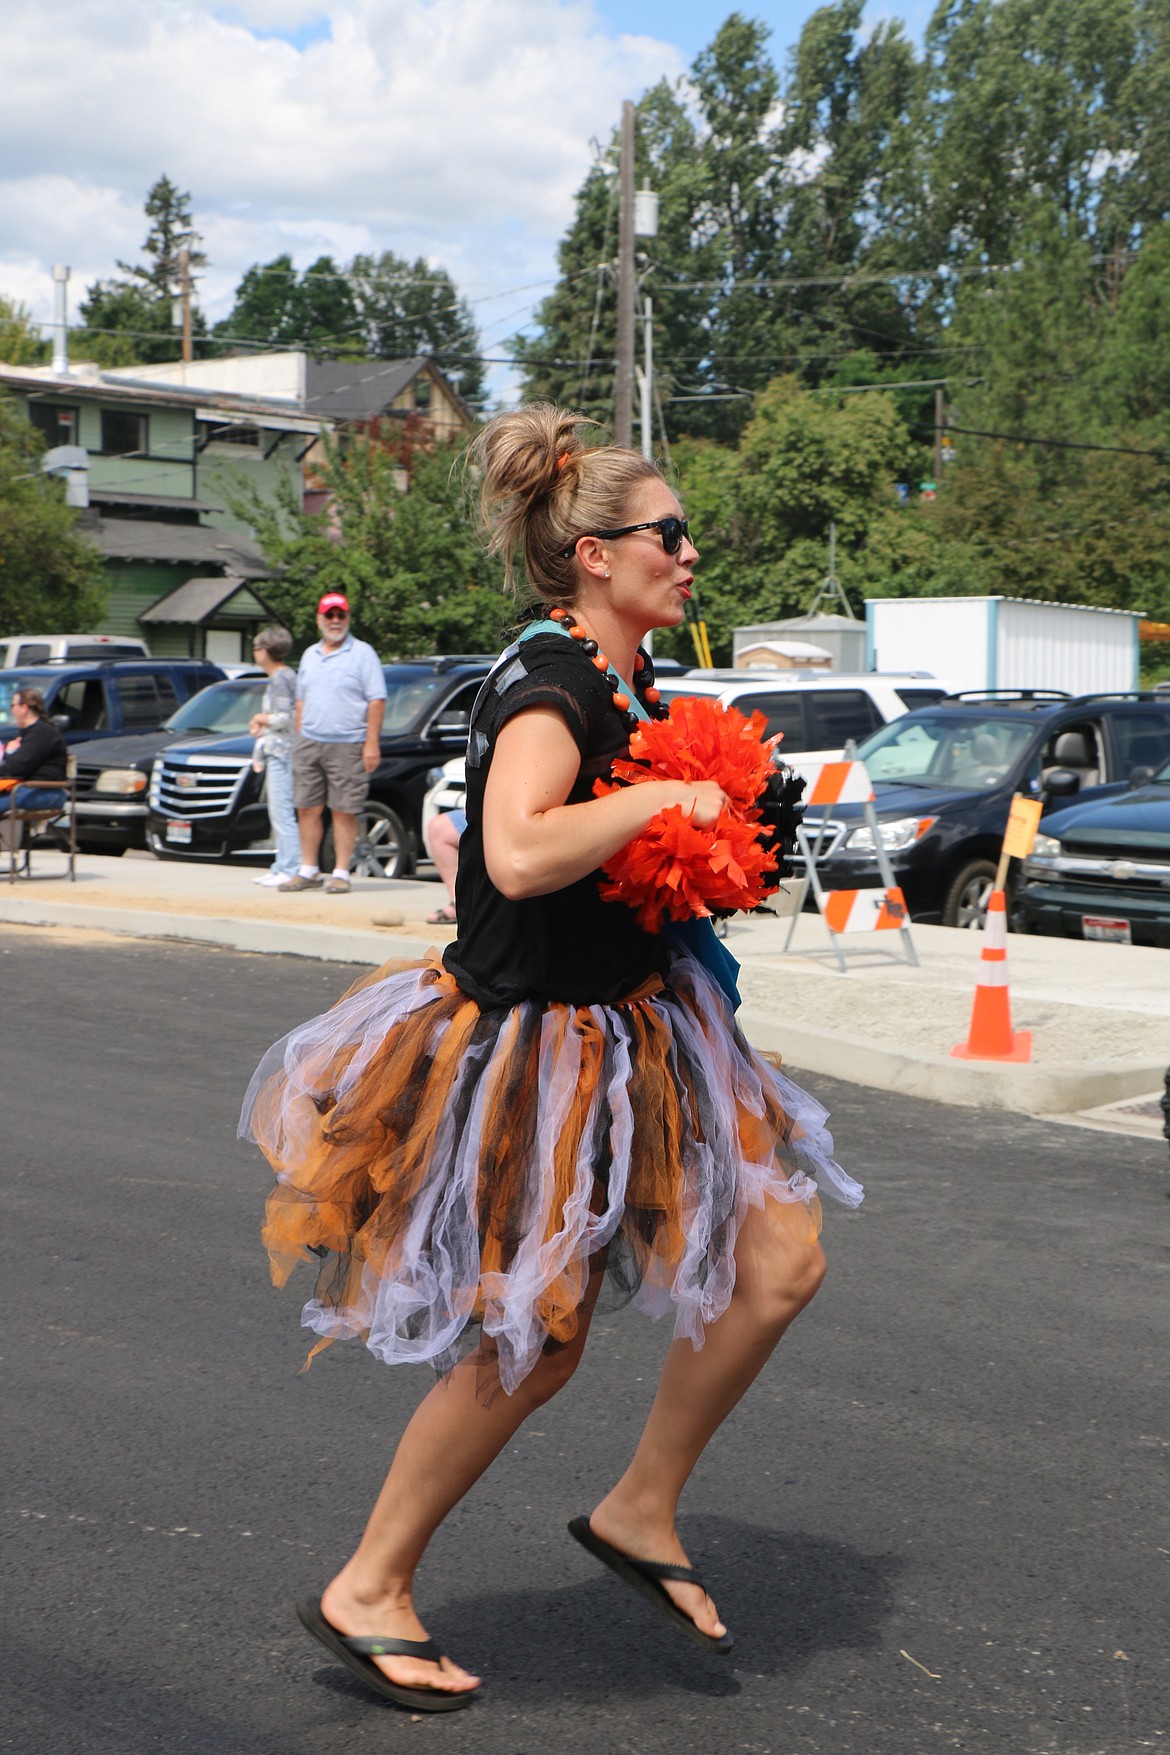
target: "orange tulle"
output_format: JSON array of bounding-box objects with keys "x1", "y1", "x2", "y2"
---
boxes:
[{"x1": 594, "y1": 696, "x2": 782, "y2": 930}]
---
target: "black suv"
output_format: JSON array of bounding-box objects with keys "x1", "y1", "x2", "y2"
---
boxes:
[
  {"x1": 69, "y1": 676, "x2": 267, "y2": 855},
  {"x1": 145, "y1": 656, "x2": 495, "y2": 875},
  {"x1": 800, "y1": 691, "x2": 1170, "y2": 927},
  {"x1": 0, "y1": 659, "x2": 225, "y2": 748}
]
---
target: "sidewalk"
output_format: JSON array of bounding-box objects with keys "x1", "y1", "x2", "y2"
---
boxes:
[{"x1": 2, "y1": 848, "x2": 1168, "y2": 1134}]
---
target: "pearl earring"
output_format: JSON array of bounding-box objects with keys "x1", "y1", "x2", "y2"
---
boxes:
[{"x1": 604, "y1": 570, "x2": 611, "y2": 578}]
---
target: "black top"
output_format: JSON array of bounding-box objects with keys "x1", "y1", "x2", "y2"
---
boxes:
[
  {"x1": 0, "y1": 716, "x2": 67, "y2": 782},
  {"x1": 443, "y1": 634, "x2": 666, "y2": 1008}
]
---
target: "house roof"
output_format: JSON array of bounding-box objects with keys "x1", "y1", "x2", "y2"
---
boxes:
[
  {"x1": 140, "y1": 576, "x2": 281, "y2": 625},
  {"x1": 302, "y1": 357, "x2": 427, "y2": 422},
  {"x1": 84, "y1": 513, "x2": 269, "y2": 576}
]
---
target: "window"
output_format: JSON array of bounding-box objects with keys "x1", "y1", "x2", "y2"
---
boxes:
[
  {"x1": 100, "y1": 409, "x2": 147, "y2": 456},
  {"x1": 116, "y1": 675, "x2": 164, "y2": 728},
  {"x1": 733, "y1": 693, "x2": 809, "y2": 751},
  {"x1": 197, "y1": 419, "x2": 261, "y2": 448},
  {"x1": 414, "y1": 378, "x2": 432, "y2": 411},
  {"x1": 28, "y1": 403, "x2": 78, "y2": 447},
  {"x1": 428, "y1": 681, "x2": 480, "y2": 737},
  {"x1": 1108, "y1": 713, "x2": 1170, "y2": 777},
  {"x1": 53, "y1": 679, "x2": 108, "y2": 732},
  {"x1": 806, "y1": 690, "x2": 884, "y2": 748}
]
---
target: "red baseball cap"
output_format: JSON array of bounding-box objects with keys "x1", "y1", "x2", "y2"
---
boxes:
[{"x1": 318, "y1": 592, "x2": 349, "y2": 615}]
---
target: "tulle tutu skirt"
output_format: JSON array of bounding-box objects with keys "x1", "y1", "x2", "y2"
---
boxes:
[{"x1": 240, "y1": 950, "x2": 862, "y2": 1394}]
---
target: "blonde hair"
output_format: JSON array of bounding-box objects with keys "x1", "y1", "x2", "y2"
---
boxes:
[{"x1": 470, "y1": 402, "x2": 662, "y2": 601}]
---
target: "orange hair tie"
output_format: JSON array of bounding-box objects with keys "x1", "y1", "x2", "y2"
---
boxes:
[{"x1": 555, "y1": 451, "x2": 572, "y2": 471}]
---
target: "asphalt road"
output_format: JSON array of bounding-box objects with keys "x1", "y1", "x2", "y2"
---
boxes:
[{"x1": 3, "y1": 930, "x2": 1168, "y2": 1755}]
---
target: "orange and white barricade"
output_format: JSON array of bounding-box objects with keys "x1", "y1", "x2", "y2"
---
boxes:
[{"x1": 782, "y1": 758, "x2": 918, "y2": 971}]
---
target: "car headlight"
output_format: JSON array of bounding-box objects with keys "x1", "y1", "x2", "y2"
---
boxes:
[
  {"x1": 1029, "y1": 833, "x2": 1061, "y2": 859},
  {"x1": 843, "y1": 815, "x2": 936, "y2": 854},
  {"x1": 94, "y1": 769, "x2": 148, "y2": 795}
]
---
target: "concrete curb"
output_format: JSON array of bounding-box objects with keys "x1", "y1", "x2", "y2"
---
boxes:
[
  {"x1": 740, "y1": 1005, "x2": 1167, "y2": 1116},
  {"x1": 0, "y1": 896, "x2": 434, "y2": 965}
]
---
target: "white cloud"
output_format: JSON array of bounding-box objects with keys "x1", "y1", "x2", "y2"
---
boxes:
[{"x1": 0, "y1": 0, "x2": 685, "y2": 394}]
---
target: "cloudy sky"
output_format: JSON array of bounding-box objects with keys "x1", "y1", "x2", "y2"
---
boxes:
[{"x1": 0, "y1": 0, "x2": 929, "y2": 398}]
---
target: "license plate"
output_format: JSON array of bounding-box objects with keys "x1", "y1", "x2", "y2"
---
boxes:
[
  {"x1": 1082, "y1": 915, "x2": 1131, "y2": 943},
  {"x1": 165, "y1": 818, "x2": 193, "y2": 845}
]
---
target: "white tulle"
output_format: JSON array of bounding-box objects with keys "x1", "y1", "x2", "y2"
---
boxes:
[{"x1": 241, "y1": 951, "x2": 861, "y2": 1394}]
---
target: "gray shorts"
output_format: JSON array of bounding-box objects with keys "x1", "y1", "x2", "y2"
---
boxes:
[{"x1": 292, "y1": 738, "x2": 369, "y2": 814}]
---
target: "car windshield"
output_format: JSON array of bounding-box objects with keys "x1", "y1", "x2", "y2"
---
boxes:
[
  {"x1": 0, "y1": 670, "x2": 58, "y2": 722},
  {"x1": 165, "y1": 680, "x2": 266, "y2": 735},
  {"x1": 856, "y1": 712, "x2": 1036, "y2": 789}
]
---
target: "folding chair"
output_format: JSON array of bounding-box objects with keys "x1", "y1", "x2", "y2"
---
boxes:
[{"x1": 4, "y1": 756, "x2": 78, "y2": 883}]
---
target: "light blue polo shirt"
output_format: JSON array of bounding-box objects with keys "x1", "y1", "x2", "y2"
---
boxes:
[{"x1": 296, "y1": 634, "x2": 387, "y2": 743}]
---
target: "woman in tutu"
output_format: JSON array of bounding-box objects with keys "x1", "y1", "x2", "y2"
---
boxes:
[{"x1": 240, "y1": 403, "x2": 862, "y2": 1713}]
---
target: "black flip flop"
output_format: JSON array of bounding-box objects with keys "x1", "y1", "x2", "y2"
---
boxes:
[
  {"x1": 295, "y1": 1597, "x2": 478, "y2": 1712},
  {"x1": 568, "y1": 1516, "x2": 734, "y2": 1654}
]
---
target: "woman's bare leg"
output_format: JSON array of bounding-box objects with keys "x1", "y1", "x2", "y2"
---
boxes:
[
  {"x1": 589, "y1": 1195, "x2": 825, "y2": 1639},
  {"x1": 320, "y1": 1257, "x2": 607, "y2": 1694}
]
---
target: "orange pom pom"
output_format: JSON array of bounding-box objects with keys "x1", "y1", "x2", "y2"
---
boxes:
[{"x1": 593, "y1": 696, "x2": 782, "y2": 930}]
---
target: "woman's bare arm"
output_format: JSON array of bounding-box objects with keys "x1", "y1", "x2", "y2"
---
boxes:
[{"x1": 482, "y1": 706, "x2": 727, "y2": 900}]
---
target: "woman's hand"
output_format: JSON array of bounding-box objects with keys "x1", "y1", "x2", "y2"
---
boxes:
[
  {"x1": 249, "y1": 713, "x2": 267, "y2": 735},
  {"x1": 672, "y1": 780, "x2": 729, "y2": 828}
]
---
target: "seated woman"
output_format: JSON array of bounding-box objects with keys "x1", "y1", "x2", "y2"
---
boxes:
[{"x1": 0, "y1": 685, "x2": 68, "y2": 864}]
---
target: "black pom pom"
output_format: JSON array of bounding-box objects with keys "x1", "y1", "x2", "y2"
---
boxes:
[{"x1": 756, "y1": 763, "x2": 807, "y2": 862}]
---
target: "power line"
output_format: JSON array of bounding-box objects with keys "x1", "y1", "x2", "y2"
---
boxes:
[{"x1": 944, "y1": 423, "x2": 1169, "y2": 461}]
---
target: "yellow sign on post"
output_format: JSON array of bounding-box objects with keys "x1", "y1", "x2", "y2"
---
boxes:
[{"x1": 1002, "y1": 795, "x2": 1044, "y2": 860}]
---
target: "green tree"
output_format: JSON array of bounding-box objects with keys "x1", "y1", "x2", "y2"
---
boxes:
[
  {"x1": 0, "y1": 296, "x2": 48, "y2": 366},
  {"x1": 232, "y1": 428, "x2": 508, "y2": 655},
  {"x1": 215, "y1": 254, "x2": 360, "y2": 354},
  {"x1": 658, "y1": 375, "x2": 922, "y2": 662},
  {"x1": 350, "y1": 252, "x2": 486, "y2": 412},
  {"x1": 517, "y1": 9, "x2": 927, "y2": 442},
  {"x1": 915, "y1": 0, "x2": 1150, "y2": 269},
  {"x1": 75, "y1": 175, "x2": 208, "y2": 365},
  {"x1": 0, "y1": 396, "x2": 107, "y2": 631}
]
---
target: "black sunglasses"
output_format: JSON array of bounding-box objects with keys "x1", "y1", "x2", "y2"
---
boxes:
[
  {"x1": 560, "y1": 515, "x2": 690, "y2": 559},
  {"x1": 321, "y1": 609, "x2": 349, "y2": 620}
]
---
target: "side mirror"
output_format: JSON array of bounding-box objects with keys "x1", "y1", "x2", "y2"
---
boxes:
[
  {"x1": 51, "y1": 713, "x2": 72, "y2": 730},
  {"x1": 429, "y1": 712, "x2": 470, "y2": 741},
  {"x1": 1043, "y1": 767, "x2": 1080, "y2": 800},
  {"x1": 1129, "y1": 765, "x2": 1155, "y2": 789}
]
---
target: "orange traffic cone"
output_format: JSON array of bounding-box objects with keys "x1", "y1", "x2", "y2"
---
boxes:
[{"x1": 950, "y1": 888, "x2": 1032, "y2": 1062}]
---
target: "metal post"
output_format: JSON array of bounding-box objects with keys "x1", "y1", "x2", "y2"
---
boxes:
[
  {"x1": 934, "y1": 385, "x2": 945, "y2": 487},
  {"x1": 640, "y1": 293, "x2": 653, "y2": 461},
  {"x1": 179, "y1": 247, "x2": 193, "y2": 365},
  {"x1": 50, "y1": 265, "x2": 70, "y2": 376},
  {"x1": 614, "y1": 100, "x2": 635, "y2": 448}
]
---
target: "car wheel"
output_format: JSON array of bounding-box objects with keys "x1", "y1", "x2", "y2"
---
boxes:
[
  {"x1": 942, "y1": 857, "x2": 997, "y2": 930},
  {"x1": 323, "y1": 802, "x2": 412, "y2": 880}
]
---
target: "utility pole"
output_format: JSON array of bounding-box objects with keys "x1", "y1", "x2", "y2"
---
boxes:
[
  {"x1": 179, "y1": 246, "x2": 193, "y2": 365},
  {"x1": 934, "y1": 385, "x2": 945, "y2": 488},
  {"x1": 614, "y1": 100, "x2": 635, "y2": 448}
]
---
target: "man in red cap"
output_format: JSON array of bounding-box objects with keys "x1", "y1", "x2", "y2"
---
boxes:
[{"x1": 282, "y1": 594, "x2": 386, "y2": 893}]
